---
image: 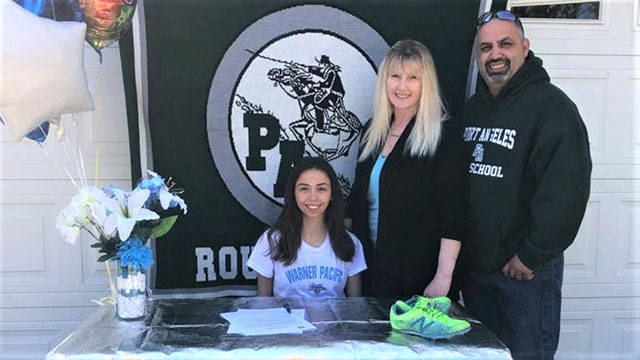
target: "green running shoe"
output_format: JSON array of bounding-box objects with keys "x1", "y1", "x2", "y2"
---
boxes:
[
  {"x1": 405, "y1": 295, "x2": 452, "y2": 313},
  {"x1": 389, "y1": 299, "x2": 471, "y2": 340}
]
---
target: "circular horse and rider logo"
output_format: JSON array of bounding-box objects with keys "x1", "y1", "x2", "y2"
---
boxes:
[{"x1": 207, "y1": 5, "x2": 389, "y2": 225}]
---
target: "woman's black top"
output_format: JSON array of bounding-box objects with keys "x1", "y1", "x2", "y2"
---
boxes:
[{"x1": 346, "y1": 117, "x2": 467, "y2": 299}]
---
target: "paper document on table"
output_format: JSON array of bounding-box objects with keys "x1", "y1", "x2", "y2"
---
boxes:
[{"x1": 221, "y1": 307, "x2": 316, "y2": 336}]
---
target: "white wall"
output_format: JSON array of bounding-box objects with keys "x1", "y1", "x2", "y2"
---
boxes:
[{"x1": 1, "y1": 1, "x2": 639, "y2": 359}]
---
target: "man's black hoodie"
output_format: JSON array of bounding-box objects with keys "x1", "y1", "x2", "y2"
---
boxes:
[{"x1": 460, "y1": 52, "x2": 592, "y2": 273}]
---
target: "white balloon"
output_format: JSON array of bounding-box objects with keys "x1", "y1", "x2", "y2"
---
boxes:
[{"x1": 0, "y1": 0, "x2": 94, "y2": 140}]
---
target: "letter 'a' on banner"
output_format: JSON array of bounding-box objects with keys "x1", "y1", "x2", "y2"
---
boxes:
[{"x1": 120, "y1": 0, "x2": 495, "y2": 296}]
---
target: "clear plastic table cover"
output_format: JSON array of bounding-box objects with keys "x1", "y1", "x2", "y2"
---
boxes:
[{"x1": 46, "y1": 296, "x2": 512, "y2": 359}]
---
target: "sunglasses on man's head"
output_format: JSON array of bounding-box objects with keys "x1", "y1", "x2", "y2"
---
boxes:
[{"x1": 477, "y1": 10, "x2": 524, "y2": 32}]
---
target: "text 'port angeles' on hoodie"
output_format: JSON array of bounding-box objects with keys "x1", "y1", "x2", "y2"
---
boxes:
[{"x1": 460, "y1": 52, "x2": 592, "y2": 274}]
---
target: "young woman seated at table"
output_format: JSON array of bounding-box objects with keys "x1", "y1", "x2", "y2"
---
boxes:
[{"x1": 247, "y1": 157, "x2": 367, "y2": 297}]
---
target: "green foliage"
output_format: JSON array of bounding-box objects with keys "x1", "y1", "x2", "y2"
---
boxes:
[
  {"x1": 90, "y1": 216, "x2": 178, "y2": 261},
  {"x1": 150, "y1": 215, "x2": 178, "y2": 240},
  {"x1": 93, "y1": 236, "x2": 121, "y2": 262}
]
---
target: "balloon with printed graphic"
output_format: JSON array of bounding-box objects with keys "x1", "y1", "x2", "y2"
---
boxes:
[
  {"x1": 79, "y1": 0, "x2": 137, "y2": 52},
  {"x1": 12, "y1": 0, "x2": 83, "y2": 21}
]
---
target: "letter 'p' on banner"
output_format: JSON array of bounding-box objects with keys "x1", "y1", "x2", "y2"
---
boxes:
[{"x1": 120, "y1": 0, "x2": 487, "y2": 296}]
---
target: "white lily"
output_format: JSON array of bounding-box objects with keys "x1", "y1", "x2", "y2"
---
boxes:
[
  {"x1": 147, "y1": 170, "x2": 188, "y2": 214},
  {"x1": 171, "y1": 194, "x2": 188, "y2": 214},
  {"x1": 55, "y1": 207, "x2": 82, "y2": 244},
  {"x1": 147, "y1": 169, "x2": 161, "y2": 178},
  {"x1": 158, "y1": 188, "x2": 188, "y2": 214},
  {"x1": 104, "y1": 188, "x2": 159, "y2": 241},
  {"x1": 66, "y1": 186, "x2": 106, "y2": 226},
  {"x1": 89, "y1": 201, "x2": 111, "y2": 237}
]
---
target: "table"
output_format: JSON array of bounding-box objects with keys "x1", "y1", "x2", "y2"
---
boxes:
[{"x1": 46, "y1": 296, "x2": 512, "y2": 359}]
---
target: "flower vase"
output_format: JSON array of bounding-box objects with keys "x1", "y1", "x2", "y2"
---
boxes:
[{"x1": 116, "y1": 262, "x2": 147, "y2": 320}]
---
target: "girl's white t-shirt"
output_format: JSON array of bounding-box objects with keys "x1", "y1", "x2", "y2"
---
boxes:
[{"x1": 247, "y1": 230, "x2": 367, "y2": 298}]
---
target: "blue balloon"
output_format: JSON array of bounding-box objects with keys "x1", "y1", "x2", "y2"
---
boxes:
[
  {"x1": 26, "y1": 121, "x2": 50, "y2": 143},
  {"x1": 13, "y1": 0, "x2": 83, "y2": 22},
  {"x1": 0, "y1": 116, "x2": 49, "y2": 143}
]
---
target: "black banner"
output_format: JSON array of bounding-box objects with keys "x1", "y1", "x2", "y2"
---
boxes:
[{"x1": 121, "y1": 0, "x2": 482, "y2": 293}]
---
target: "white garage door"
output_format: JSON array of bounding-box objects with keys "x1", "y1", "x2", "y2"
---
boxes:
[{"x1": 507, "y1": 1, "x2": 640, "y2": 359}]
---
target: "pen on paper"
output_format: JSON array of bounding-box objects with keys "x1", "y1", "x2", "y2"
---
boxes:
[{"x1": 284, "y1": 302, "x2": 291, "y2": 313}]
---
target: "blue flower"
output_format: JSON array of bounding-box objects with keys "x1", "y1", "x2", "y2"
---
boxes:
[
  {"x1": 103, "y1": 185, "x2": 125, "y2": 200},
  {"x1": 137, "y1": 171, "x2": 164, "y2": 195},
  {"x1": 117, "y1": 238, "x2": 154, "y2": 276},
  {"x1": 137, "y1": 170, "x2": 187, "y2": 214},
  {"x1": 138, "y1": 177, "x2": 163, "y2": 195},
  {"x1": 137, "y1": 170, "x2": 167, "y2": 208}
]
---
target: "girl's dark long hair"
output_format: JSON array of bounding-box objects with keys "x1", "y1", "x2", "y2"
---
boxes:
[{"x1": 267, "y1": 157, "x2": 355, "y2": 265}]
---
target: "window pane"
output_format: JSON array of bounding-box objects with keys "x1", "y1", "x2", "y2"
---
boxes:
[{"x1": 511, "y1": 2, "x2": 600, "y2": 20}]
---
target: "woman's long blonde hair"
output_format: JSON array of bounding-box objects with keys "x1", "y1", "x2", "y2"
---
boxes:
[{"x1": 358, "y1": 39, "x2": 447, "y2": 161}]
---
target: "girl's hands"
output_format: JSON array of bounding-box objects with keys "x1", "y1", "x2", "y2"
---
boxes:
[{"x1": 423, "y1": 272, "x2": 452, "y2": 297}]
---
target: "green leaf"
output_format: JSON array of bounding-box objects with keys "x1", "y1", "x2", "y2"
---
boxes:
[
  {"x1": 90, "y1": 242, "x2": 103, "y2": 248},
  {"x1": 150, "y1": 215, "x2": 178, "y2": 239},
  {"x1": 97, "y1": 254, "x2": 113, "y2": 262}
]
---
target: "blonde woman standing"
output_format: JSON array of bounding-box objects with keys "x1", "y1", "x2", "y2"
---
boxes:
[{"x1": 346, "y1": 40, "x2": 466, "y2": 300}]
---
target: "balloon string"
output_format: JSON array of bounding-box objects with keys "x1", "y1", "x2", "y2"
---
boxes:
[
  {"x1": 60, "y1": 140, "x2": 78, "y2": 182},
  {"x1": 94, "y1": 144, "x2": 101, "y2": 187},
  {"x1": 33, "y1": 120, "x2": 80, "y2": 190},
  {"x1": 63, "y1": 131, "x2": 85, "y2": 189},
  {"x1": 57, "y1": 117, "x2": 85, "y2": 189},
  {"x1": 71, "y1": 115, "x2": 88, "y2": 188},
  {"x1": 77, "y1": 141, "x2": 88, "y2": 188},
  {"x1": 92, "y1": 297, "x2": 115, "y2": 307},
  {"x1": 93, "y1": 86, "x2": 103, "y2": 186},
  {"x1": 96, "y1": 85, "x2": 103, "y2": 116},
  {"x1": 36, "y1": 142, "x2": 80, "y2": 190}
]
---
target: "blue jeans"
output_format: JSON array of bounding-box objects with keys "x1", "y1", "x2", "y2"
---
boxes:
[{"x1": 462, "y1": 255, "x2": 564, "y2": 360}]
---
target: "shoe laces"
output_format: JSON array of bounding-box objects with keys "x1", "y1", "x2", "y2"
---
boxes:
[
  {"x1": 408, "y1": 295, "x2": 446, "y2": 308},
  {"x1": 422, "y1": 298, "x2": 439, "y2": 308},
  {"x1": 415, "y1": 303, "x2": 446, "y2": 319}
]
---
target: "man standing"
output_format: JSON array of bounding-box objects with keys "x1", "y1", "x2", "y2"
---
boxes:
[{"x1": 460, "y1": 10, "x2": 592, "y2": 359}]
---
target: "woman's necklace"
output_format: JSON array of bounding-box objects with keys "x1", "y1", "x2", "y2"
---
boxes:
[
  {"x1": 388, "y1": 125, "x2": 405, "y2": 138},
  {"x1": 384, "y1": 117, "x2": 410, "y2": 154}
]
